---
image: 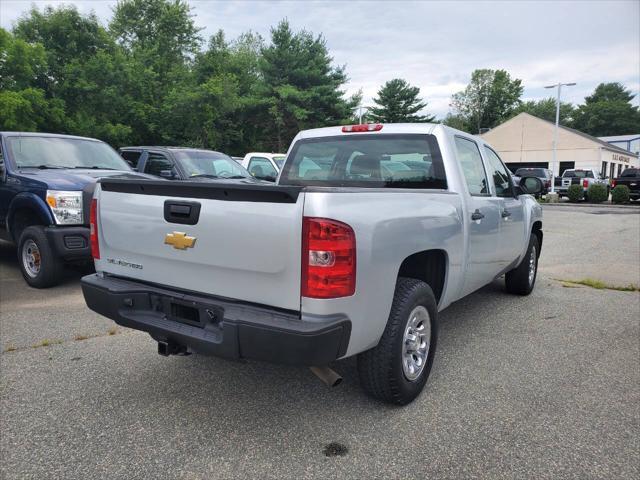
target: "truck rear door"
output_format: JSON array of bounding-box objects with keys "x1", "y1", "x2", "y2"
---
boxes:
[{"x1": 93, "y1": 180, "x2": 304, "y2": 311}]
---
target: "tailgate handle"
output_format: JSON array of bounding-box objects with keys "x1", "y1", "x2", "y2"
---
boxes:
[{"x1": 164, "y1": 200, "x2": 201, "y2": 225}]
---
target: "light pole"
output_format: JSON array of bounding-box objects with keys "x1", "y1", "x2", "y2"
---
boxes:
[
  {"x1": 354, "y1": 105, "x2": 370, "y2": 124},
  {"x1": 544, "y1": 82, "x2": 576, "y2": 193}
]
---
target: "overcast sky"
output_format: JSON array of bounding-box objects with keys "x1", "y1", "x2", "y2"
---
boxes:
[{"x1": 1, "y1": 0, "x2": 639, "y2": 118}]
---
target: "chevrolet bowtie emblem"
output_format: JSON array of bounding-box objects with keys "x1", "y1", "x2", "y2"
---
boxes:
[{"x1": 164, "y1": 232, "x2": 196, "y2": 250}]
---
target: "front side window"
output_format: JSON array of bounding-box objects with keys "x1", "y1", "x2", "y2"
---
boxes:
[
  {"x1": 7, "y1": 136, "x2": 130, "y2": 171},
  {"x1": 280, "y1": 134, "x2": 447, "y2": 189},
  {"x1": 454, "y1": 136, "x2": 488, "y2": 196},
  {"x1": 248, "y1": 157, "x2": 278, "y2": 179},
  {"x1": 144, "y1": 153, "x2": 175, "y2": 177},
  {"x1": 483, "y1": 146, "x2": 513, "y2": 197}
]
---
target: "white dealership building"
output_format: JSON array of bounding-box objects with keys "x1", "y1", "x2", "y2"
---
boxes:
[{"x1": 481, "y1": 113, "x2": 639, "y2": 178}]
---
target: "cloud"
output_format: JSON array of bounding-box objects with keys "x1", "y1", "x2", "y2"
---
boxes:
[{"x1": 1, "y1": 0, "x2": 638, "y2": 117}]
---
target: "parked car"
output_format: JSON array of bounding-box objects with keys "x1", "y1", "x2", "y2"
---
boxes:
[
  {"x1": 612, "y1": 168, "x2": 640, "y2": 200},
  {"x1": 555, "y1": 168, "x2": 609, "y2": 199},
  {"x1": 0, "y1": 132, "x2": 146, "y2": 287},
  {"x1": 119, "y1": 147, "x2": 256, "y2": 182},
  {"x1": 513, "y1": 168, "x2": 552, "y2": 194},
  {"x1": 240, "y1": 152, "x2": 287, "y2": 181},
  {"x1": 82, "y1": 123, "x2": 543, "y2": 405}
]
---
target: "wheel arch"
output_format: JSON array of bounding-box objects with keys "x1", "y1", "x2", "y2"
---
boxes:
[
  {"x1": 397, "y1": 249, "x2": 448, "y2": 305},
  {"x1": 531, "y1": 220, "x2": 543, "y2": 252},
  {"x1": 7, "y1": 193, "x2": 54, "y2": 242}
]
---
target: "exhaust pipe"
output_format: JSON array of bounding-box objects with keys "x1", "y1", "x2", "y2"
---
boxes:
[{"x1": 310, "y1": 366, "x2": 342, "y2": 387}]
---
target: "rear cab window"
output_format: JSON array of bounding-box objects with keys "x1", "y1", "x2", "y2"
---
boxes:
[{"x1": 279, "y1": 134, "x2": 447, "y2": 189}]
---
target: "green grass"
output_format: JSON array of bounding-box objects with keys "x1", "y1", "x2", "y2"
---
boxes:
[
  {"x1": 31, "y1": 338, "x2": 64, "y2": 349},
  {"x1": 558, "y1": 278, "x2": 640, "y2": 292}
]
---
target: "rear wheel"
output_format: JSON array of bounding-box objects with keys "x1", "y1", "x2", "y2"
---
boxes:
[
  {"x1": 505, "y1": 234, "x2": 539, "y2": 295},
  {"x1": 357, "y1": 277, "x2": 438, "y2": 405},
  {"x1": 18, "y1": 226, "x2": 64, "y2": 288}
]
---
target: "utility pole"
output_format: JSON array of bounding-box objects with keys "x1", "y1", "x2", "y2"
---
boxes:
[{"x1": 544, "y1": 82, "x2": 576, "y2": 193}]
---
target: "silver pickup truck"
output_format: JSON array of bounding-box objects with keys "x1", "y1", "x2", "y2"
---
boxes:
[{"x1": 81, "y1": 123, "x2": 543, "y2": 405}]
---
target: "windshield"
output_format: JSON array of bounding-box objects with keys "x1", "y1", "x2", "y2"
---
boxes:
[
  {"x1": 273, "y1": 156, "x2": 286, "y2": 168},
  {"x1": 563, "y1": 170, "x2": 593, "y2": 178},
  {"x1": 279, "y1": 134, "x2": 447, "y2": 189},
  {"x1": 515, "y1": 168, "x2": 546, "y2": 177},
  {"x1": 7, "y1": 136, "x2": 130, "y2": 170},
  {"x1": 173, "y1": 150, "x2": 251, "y2": 178}
]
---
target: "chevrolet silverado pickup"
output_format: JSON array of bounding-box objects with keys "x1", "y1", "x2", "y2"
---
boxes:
[
  {"x1": 81, "y1": 123, "x2": 544, "y2": 405},
  {"x1": 555, "y1": 168, "x2": 609, "y2": 199}
]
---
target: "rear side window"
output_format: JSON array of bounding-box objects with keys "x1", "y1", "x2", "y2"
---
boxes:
[
  {"x1": 279, "y1": 134, "x2": 446, "y2": 189},
  {"x1": 455, "y1": 136, "x2": 489, "y2": 196},
  {"x1": 120, "y1": 150, "x2": 141, "y2": 168}
]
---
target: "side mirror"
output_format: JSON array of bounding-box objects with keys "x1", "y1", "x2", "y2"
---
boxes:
[
  {"x1": 159, "y1": 169, "x2": 176, "y2": 180},
  {"x1": 519, "y1": 176, "x2": 543, "y2": 195}
]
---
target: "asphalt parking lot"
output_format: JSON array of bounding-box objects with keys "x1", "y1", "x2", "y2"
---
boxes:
[{"x1": 1, "y1": 206, "x2": 639, "y2": 479}]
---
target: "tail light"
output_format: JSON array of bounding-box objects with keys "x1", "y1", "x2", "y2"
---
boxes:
[
  {"x1": 90, "y1": 198, "x2": 100, "y2": 259},
  {"x1": 302, "y1": 217, "x2": 356, "y2": 298},
  {"x1": 342, "y1": 124, "x2": 383, "y2": 133},
  {"x1": 612, "y1": 179, "x2": 617, "y2": 188},
  {"x1": 582, "y1": 179, "x2": 589, "y2": 189}
]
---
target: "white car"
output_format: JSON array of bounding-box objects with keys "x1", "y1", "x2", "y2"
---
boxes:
[{"x1": 241, "y1": 152, "x2": 286, "y2": 181}]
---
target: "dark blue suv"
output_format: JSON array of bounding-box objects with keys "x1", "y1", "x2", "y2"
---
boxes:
[{"x1": 0, "y1": 132, "x2": 142, "y2": 288}]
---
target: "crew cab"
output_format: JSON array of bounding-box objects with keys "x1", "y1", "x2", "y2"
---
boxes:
[
  {"x1": 612, "y1": 168, "x2": 640, "y2": 200},
  {"x1": 119, "y1": 147, "x2": 255, "y2": 182},
  {"x1": 555, "y1": 168, "x2": 609, "y2": 198},
  {"x1": 81, "y1": 123, "x2": 543, "y2": 405},
  {"x1": 240, "y1": 152, "x2": 287, "y2": 182},
  {"x1": 0, "y1": 132, "x2": 145, "y2": 288}
]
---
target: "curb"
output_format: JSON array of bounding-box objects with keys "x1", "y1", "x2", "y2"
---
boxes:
[{"x1": 541, "y1": 202, "x2": 640, "y2": 210}]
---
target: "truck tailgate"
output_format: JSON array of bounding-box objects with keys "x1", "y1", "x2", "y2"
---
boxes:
[{"x1": 94, "y1": 180, "x2": 304, "y2": 311}]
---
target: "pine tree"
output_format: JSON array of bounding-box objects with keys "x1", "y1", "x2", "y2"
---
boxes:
[{"x1": 368, "y1": 79, "x2": 434, "y2": 123}]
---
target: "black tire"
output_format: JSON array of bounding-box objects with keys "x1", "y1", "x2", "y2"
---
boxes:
[
  {"x1": 357, "y1": 277, "x2": 438, "y2": 405},
  {"x1": 505, "y1": 234, "x2": 540, "y2": 295},
  {"x1": 17, "y1": 226, "x2": 64, "y2": 288}
]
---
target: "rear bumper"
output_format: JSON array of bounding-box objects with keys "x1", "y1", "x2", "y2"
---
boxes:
[
  {"x1": 45, "y1": 226, "x2": 91, "y2": 261},
  {"x1": 81, "y1": 274, "x2": 351, "y2": 366}
]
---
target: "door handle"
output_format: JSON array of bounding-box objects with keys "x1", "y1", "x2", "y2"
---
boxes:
[
  {"x1": 471, "y1": 209, "x2": 484, "y2": 221},
  {"x1": 501, "y1": 210, "x2": 512, "y2": 219},
  {"x1": 164, "y1": 200, "x2": 201, "y2": 225}
]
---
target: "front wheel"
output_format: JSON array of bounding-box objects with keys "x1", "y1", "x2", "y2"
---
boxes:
[
  {"x1": 357, "y1": 278, "x2": 438, "y2": 405},
  {"x1": 18, "y1": 226, "x2": 64, "y2": 288},
  {"x1": 505, "y1": 234, "x2": 540, "y2": 295}
]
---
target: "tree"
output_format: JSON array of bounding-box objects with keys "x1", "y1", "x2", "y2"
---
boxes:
[
  {"x1": 451, "y1": 69, "x2": 523, "y2": 133},
  {"x1": 512, "y1": 98, "x2": 574, "y2": 125},
  {"x1": 110, "y1": 0, "x2": 201, "y2": 75},
  {"x1": 572, "y1": 83, "x2": 640, "y2": 136},
  {"x1": 13, "y1": 5, "x2": 113, "y2": 95},
  {"x1": 258, "y1": 20, "x2": 356, "y2": 151},
  {"x1": 368, "y1": 79, "x2": 434, "y2": 123},
  {"x1": 0, "y1": 28, "x2": 65, "y2": 131}
]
